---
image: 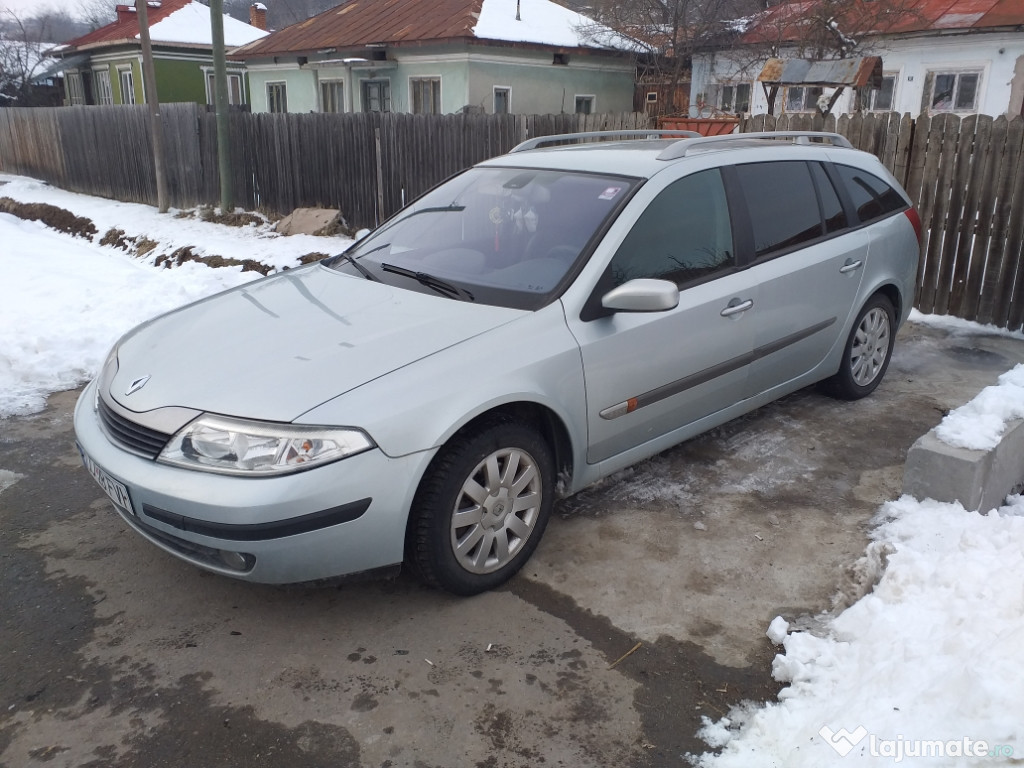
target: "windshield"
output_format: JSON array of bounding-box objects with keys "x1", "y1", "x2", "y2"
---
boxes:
[{"x1": 326, "y1": 167, "x2": 638, "y2": 310}]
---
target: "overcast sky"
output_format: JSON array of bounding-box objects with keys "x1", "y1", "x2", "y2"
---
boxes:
[{"x1": 1, "y1": 0, "x2": 88, "y2": 19}]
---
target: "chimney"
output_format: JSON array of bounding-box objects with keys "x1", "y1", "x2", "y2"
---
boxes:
[
  {"x1": 115, "y1": 4, "x2": 136, "y2": 24},
  {"x1": 249, "y1": 2, "x2": 268, "y2": 30}
]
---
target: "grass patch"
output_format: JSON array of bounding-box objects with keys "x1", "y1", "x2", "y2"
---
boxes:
[
  {"x1": 155, "y1": 246, "x2": 271, "y2": 275},
  {"x1": 0, "y1": 197, "x2": 97, "y2": 239}
]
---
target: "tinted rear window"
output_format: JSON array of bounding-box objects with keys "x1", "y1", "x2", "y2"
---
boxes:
[
  {"x1": 833, "y1": 164, "x2": 907, "y2": 224},
  {"x1": 735, "y1": 161, "x2": 822, "y2": 258},
  {"x1": 810, "y1": 161, "x2": 847, "y2": 234}
]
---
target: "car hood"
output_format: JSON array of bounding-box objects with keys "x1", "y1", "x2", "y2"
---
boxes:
[{"x1": 109, "y1": 265, "x2": 522, "y2": 422}]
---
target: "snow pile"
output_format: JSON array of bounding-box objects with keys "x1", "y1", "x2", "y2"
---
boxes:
[
  {"x1": 693, "y1": 495, "x2": 1024, "y2": 767},
  {"x1": 475, "y1": 0, "x2": 639, "y2": 50},
  {"x1": 0, "y1": 173, "x2": 350, "y2": 418},
  {"x1": 934, "y1": 364, "x2": 1024, "y2": 450},
  {"x1": 0, "y1": 213, "x2": 253, "y2": 416}
]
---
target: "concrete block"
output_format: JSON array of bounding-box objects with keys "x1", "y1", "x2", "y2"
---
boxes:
[
  {"x1": 275, "y1": 208, "x2": 339, "y2": 236},
  {"x1": 903, "y1": 418, "x2": 1024, "y2": 512}
]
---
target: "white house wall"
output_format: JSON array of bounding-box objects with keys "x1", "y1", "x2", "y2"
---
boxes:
[{"x1": 693, "y1": 30, "x2": 1024, "y2": 118}]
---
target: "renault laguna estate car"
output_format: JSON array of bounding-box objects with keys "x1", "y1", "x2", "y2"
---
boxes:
[{"x1": 74, "y1": 130, "x2": 921, "y2": 595}]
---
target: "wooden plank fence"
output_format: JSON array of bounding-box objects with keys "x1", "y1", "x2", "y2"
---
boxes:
[
  {"x1": 2, "y1": 104, "x2": 1023, "y2": 332},
  {"x1": 0, "y1": 105, "x2": 650, "y2": 228},
  {"x1": 741, "y1": 112, "x2": 1024, "y2": 331}
]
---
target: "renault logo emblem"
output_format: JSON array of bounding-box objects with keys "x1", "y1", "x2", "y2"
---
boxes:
[{"x1": 125, "y1": 375, "x2": 151, "y2": 396}]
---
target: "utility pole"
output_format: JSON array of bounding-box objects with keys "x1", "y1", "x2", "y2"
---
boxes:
[
  {"x1": 209, "y1": 0, "x2": 233, "y2": 213},
  {"x1": 136, "y1": 0, "x2": 169, "y2": 213}
]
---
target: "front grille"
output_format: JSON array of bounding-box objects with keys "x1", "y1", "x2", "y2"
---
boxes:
[{"x1": 98, "y1": 397, "x2": 171, "y2": 459}]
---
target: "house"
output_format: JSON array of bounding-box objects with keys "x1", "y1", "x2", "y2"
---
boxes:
[
  {"x1": 47, "y1": 0, "x2": 268, "y2": 107},
  {"x1": 230, "y1": 0, "x2": 639, "y2": 115},
  {"x1": 691, "y1": 0, "x2": 1024, "y2": 119}
]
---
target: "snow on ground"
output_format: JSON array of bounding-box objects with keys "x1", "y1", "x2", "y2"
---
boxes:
[
  {"x1": 693, "y1": 495, "x2": 1024, "y2": 767},
  {"x1": 691, "y1": 321, "x2": 1024, "y2": 766},
  {"x1": 3, "y1": 174, "x2": 1024, "y2": 766},
  {"x1": 0, "y1": 173, "x2": 351, "y2": 417}
]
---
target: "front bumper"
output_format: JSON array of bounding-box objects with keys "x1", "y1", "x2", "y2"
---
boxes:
[{"x1": 73, "y1": 379, "x2": 436, "y2": 584}]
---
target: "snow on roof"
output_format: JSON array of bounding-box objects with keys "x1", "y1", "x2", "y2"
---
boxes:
[
  {"x1": 142, "y1": 2, "x2": 269, "y2": 46},
  {"x1": 473, "y1": 0, "x2": 638, "y2": 50}
]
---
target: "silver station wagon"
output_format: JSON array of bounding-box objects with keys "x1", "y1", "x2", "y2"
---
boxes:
[{"x1": 74, "y1": 131, "x2": 921, "y2": 595}]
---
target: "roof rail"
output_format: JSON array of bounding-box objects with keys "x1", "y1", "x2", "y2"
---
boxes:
[
  {"x1": 509, "y1": 129, "x2": 702, "y2": 153},
  {"x1": 657, "y1": 131, "x2": 855, "y2": 161}
]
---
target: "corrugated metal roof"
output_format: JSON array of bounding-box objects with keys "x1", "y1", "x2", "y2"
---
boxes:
[
  {"x1": 235, "y1": 0, "x2": 482, "y2": 57},
  {"x1": 757, "y1": 56, "x2": 883, "y2": 87},
  {"x1": 741, "y1": 0, "x2": 1024, "y2": 44},
  {"x1": 233, "y1": 0, "x2": 622, "y2": 58},
  {"x1": 61, "y1": 0, "x2": 193, "y2": 51}
]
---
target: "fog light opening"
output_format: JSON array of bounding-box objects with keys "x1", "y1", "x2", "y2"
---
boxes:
[{"x1": 218, "y1": 550, "x2": 255, "y2": 572}]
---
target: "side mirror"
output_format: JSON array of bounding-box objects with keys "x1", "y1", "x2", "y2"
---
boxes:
[
  {"x1": 601, "y1": 279, "x2": 679, "y2": 313},
  {"x1": 353, "y1": 228, "x2": 371, "y2": 242}
]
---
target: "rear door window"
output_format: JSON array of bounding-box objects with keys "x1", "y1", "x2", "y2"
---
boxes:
[
  {"x1": 734, "y1": 161, "x2": 822, "y2": 258},
  {"x1": 833, "y1": 163, "x2": 907, "y2": 224}
]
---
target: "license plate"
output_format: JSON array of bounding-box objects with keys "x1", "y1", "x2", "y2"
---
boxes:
[{"x1": 78, "y1": 444, "x2": 135, "y2": 515}]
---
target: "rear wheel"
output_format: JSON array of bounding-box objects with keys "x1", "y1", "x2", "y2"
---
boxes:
[
  {"x1": 821, "y1": 294, "x2": 896, "y2": 400},
  {"x1": 406, "y1": 417, "x2": 554, "y2": 595}
]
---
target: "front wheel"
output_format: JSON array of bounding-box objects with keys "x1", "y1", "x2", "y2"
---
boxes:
[
  {"x1": 405, "y1": 418, "x2": 554, "y2": 595},
  {"x1": 821, "y1": 294, "x2": 896, "y2": 400}
]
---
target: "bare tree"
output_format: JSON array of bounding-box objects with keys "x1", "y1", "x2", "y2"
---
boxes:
[
  {"x1": 741, "y1": 0, "x2": 923, "y2": 61},
  {"x1": 76, "y1": 0, "x2": 116, "y2": 30},
  {"x1": 582, "y1": 0, "x2": 760, "y2": 115},
  {"x1": 0, "y1": 9, "x2": 77, "y2": 106}
]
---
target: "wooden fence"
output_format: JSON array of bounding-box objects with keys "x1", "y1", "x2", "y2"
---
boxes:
[
  {"x1": 740, "y1": 112, "x2": 1024, "y2": 332},
  {"x1": 0, "y1": 105, "x2": 651, "y2": 228},
  {"x1": 2, "y1": 104, "x2": 1023, "y2": 331}
]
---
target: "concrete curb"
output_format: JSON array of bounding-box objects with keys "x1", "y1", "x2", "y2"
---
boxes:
[{"x1": 903, "y1": 418, "x2": 1024, "y2": 513}]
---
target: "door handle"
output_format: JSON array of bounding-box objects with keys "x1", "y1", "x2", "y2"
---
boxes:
[
  {"x1": 720, "y1": 299, "x2": 754, "y2": 317},
  {"x1": 839, "y1": 259, "x2": 864, "y2": 274}
]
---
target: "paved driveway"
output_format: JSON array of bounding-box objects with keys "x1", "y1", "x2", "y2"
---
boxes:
[{"x1": 1, "y1": 321, "x2": 1021, "y2": 768}]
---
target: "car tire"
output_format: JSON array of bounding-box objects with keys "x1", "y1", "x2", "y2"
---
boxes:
[
  {"x1": 406, "y1": 417, "x2": 554, "y2": 596},
  {"x1": 821, "y1": 293, "x2": 896, "y2": 401}
]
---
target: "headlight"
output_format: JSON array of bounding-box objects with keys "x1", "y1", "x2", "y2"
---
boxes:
[{"x1": 158, "y1": 415, "x2": 375, "y2": 476}]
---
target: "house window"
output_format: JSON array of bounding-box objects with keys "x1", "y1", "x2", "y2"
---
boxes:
[
  {"x1": 410, "y1": 77, "x2": 441, "y2": 115},
  {"x1": 494, "y1": 87, "x2": 510, "y2": 114},
  {"x1": 859, "y1": 75, "x2": 896, "y2": 112},
  {"x1": 929, "y1": 71, "x2": 981, "y2": 113},
  {"x1": 118, "y1": 67, "x2": 136, "y2": 105},
  {"x1": 206, "y1": 72, "x2": 245, "y2": 105},
  {"x1": 575, "y1": 95, "x2": 594, "y2": 114},
  {"x1": 66, "y1": 71, "x2": 86, "y2": 106},
  {"x1": 320, "y1": 80, "x2": 344, "y2": 113},
  {"x1": 785, "y1": 86, "x2": 823, "y2": 112},
  {"x1": 362, "y1": 79, "x2": 391, "y2": 112},
  {"x1": 719, "y1": 82, "x2": 751, "y2": 113},
  {"x1": 267, "y1": 82, "x2": 287, "y2": 113},
  {"x1": 93, "y1": 68, "x2": 113, "y2": 105}
]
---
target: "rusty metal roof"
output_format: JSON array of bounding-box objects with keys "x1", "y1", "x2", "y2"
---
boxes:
[
  {"x1": 234, "y1": 0, "x2": 613, "y2": 58},
  {"x1": 757, "y1": 56, "x2": 883, "y2": 88},
  {"x1": 234, "y1": 0, "x2": 482, "y2": 57},
  {"x1": 740, "y1": 0, "x2": 1024, "y2": 45},
  {"x1": 59, "y1": 0, "x2": 193, "y2": 52}
]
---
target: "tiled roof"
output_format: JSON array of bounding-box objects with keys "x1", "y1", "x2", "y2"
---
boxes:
[
  {"x1": 740, "y1": 0, "x2": 1024, "y2": 44},
  {"x1": 61, "y1": 0, "x2": 193, "y2": 51}
]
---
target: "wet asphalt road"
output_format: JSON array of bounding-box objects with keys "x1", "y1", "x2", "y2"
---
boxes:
[{"x1": 1, "y1": 320, "x2": 1021, "y2": 768}]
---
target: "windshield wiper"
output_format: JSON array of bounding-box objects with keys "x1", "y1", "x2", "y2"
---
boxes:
[
  {"x1": 335, "y1": 252, "x2": 380, "y2": 282},
  {"x1": 380, "y1": 263, "x2": 475, "y2": 301}
]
